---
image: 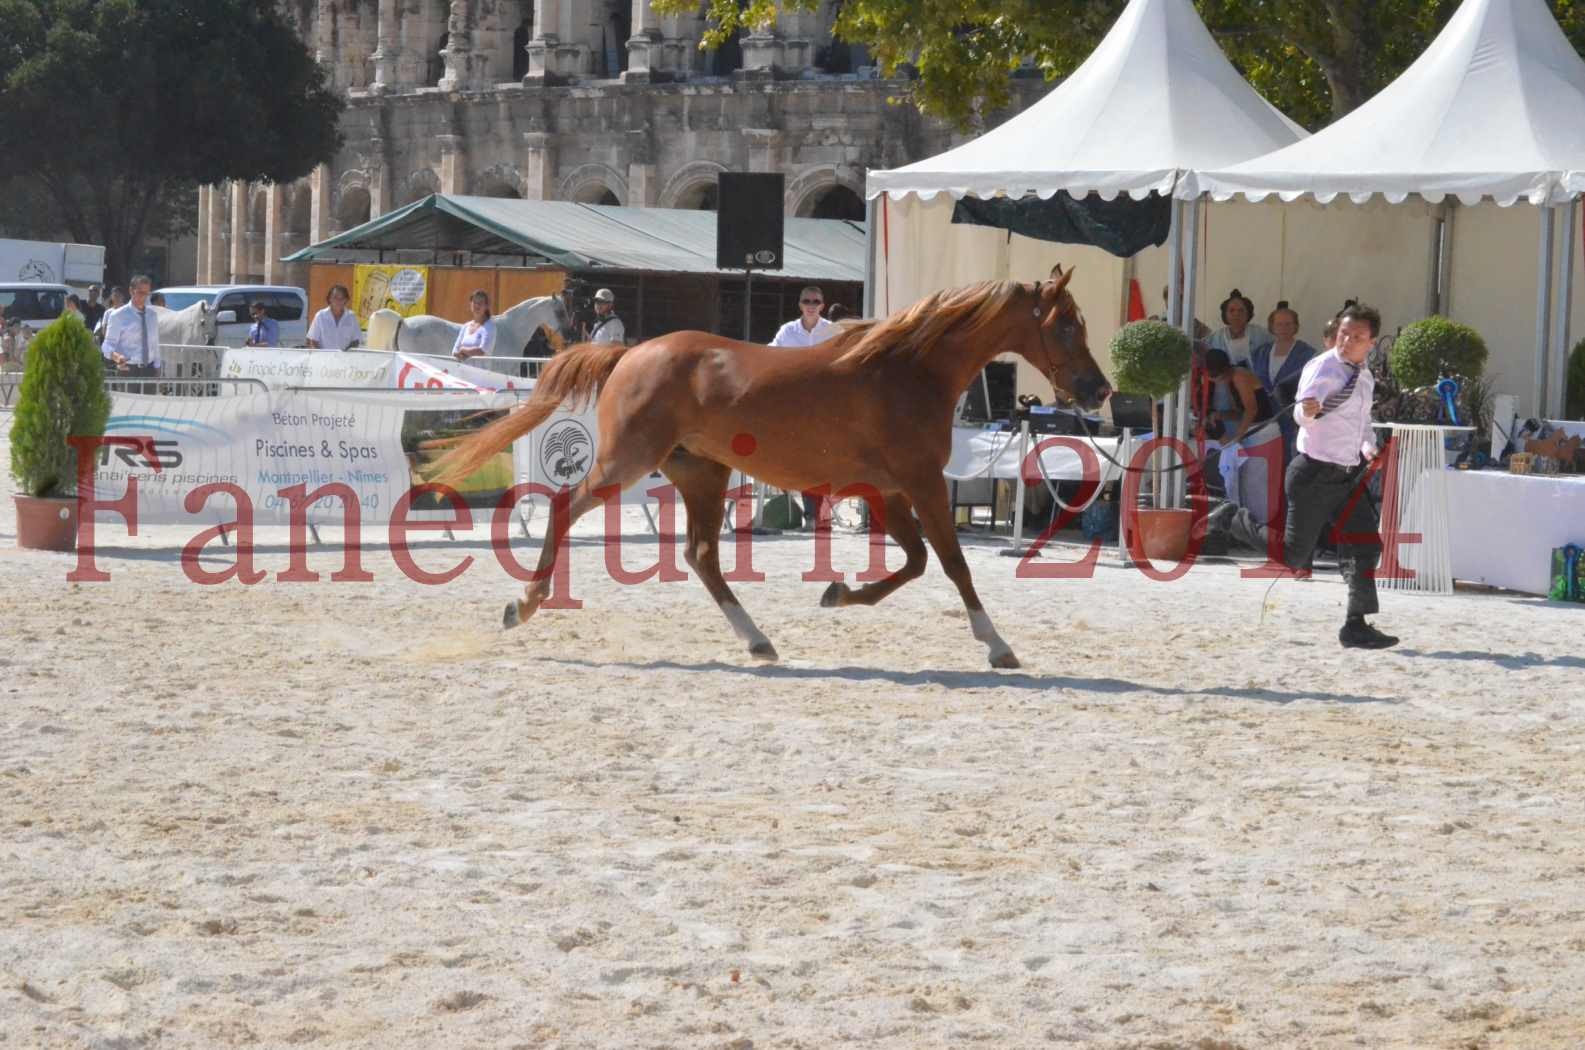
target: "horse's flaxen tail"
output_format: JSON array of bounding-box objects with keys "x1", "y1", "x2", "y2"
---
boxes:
[{"x1": 431, "y1": 341, "x2": 628, "y2": 484}]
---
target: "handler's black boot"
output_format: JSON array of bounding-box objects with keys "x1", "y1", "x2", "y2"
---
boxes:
[{"x1": 1339, "y1": 616, "x2": 1398, "y2": 650}]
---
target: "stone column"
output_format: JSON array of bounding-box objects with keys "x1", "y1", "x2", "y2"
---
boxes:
[
  {"x1": 439, "y1": 0, "x2": 485, "y2": 91},
  {"x1": 740, "y1": 5, "x2": 784, "y2": 79},
  {"x1": 622, "y1": 0, "x2": 663, "y2": 83},
  {"x1": 397, "y1": 0, "x2": 437, "y2": 87},
  {"x1": 371, "y1": 0, "x2": 403, "y2": 93},
  {"x1": 776, "y1": 3, "x2": 817, "y2": 71},
  {"x1": 196, "y1": 185, "x2": 211, "y2": 283},
  {"x1": 524, "y1": 0, "x2": 588, "y2": 82},
  {"x1": 308, "y1": 164, "x2": 333, "y2": 245},
  {"x1": 315, "y1": 0, "x2": 337, "y2": 87},
  {"x1": 263, "y1": 183, "x2": 284, "y2": 283},
  {"x1": 522, "y1": 132, "x2": 558, "y2": 199},
  {"x1": 205, "y1": 183, "x2": 226, "y2": 283},
  {"x1": 438, "y1": 135, "x2": 465, "y2": 193},
  {"x1": 229, "y1": 181, "x2": 248, "y2": 282}
]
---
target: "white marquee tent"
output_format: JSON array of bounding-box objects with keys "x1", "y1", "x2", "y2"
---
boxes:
[
  {"x1": 1183, "y1": 0, "x2": 1585, "y2": 417},
  {"x1": 863, "y1": 0, "x2": 1307, "y2": 401}
]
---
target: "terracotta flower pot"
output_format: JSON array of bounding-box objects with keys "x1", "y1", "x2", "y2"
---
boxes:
[
  {"x1": 13, "y1": 493, "x2": 78, "y2": 552},
  {"x1": 1134, "y1": 507, "x2": 1194, "y2": 563}
]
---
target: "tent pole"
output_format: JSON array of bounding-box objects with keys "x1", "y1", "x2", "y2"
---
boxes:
[
  {"x1": 1178, "y1": 195, "x2": 1203, "y2": 509},
  {"x1": 1160, "y1": 198, "x2": 1184, "y2": 509},
  {"x1": 1549, "y1": 197, "x2": 1577, "y2": 419},
  {"x1": 1534, "y1": 205, "x2": 1556, "y2": 417},
  {"x1": 863, "y1": 194, "x2": 879, "y2": 318}
]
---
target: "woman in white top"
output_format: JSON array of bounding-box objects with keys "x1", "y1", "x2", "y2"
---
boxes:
[
  {"x1": 451, "y1": 290, "x2": 497, "y2": 360},
  {"x1": 1205, "y1": 288, "x2": 1272, "y2": 368},
  {"x1": 306, "y1": 284, "x2": 362, "y2": 351}
]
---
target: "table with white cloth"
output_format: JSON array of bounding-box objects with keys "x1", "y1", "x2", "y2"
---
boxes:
[
  {"x1": 946, "y1": 425, "x2": 1145, "y2": 527},
  {"x1": 1446, "y1": 470, "x2": 1585, "y2": 596}
]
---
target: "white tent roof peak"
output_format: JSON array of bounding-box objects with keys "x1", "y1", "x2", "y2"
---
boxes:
[
  {"x1": 1184, "y1": 0, "x2": 1585, "y2": 206},
  {"x1": 864, "y1": 0, "x2": 1306, "y2": 202}
]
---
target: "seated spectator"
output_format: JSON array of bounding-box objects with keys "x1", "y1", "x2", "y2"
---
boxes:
[
  {"x1": 1205, "y1": 288, "x2": 1272, "y2": 367},
  {"x1": 149, "y1": 291, "x2": 167, "y2": 308},
  {"x1": 1197, "y1": 347, "x2": 1278, "y2": 506}
]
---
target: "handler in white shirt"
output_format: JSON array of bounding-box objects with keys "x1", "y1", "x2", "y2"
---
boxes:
[
  {"x1": 306, "y1": 284, "x2": 362, "y2": 351},
  {"x1": 100, "y1": 275, "x2": 161, "y2": 377},
  {"x1": 769, "y1": 286, "x2": 838, "y2": 348},
  {"x1": 588, "y1": 288, "x2": 625, "y2": 345}
]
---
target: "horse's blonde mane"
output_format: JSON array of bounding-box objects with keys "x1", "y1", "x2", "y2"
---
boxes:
[{"x1": 830, "y1": 280, "x2": 1027, "y2": 367}]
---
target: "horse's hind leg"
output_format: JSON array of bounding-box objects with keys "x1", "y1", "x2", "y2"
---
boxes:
[
  {"x1": 662, "y1": 452, "x2": 779, "y2": 661},
  {"x1": 904, "y1": 474, "x2": 1020, "y2": 669},
  {"x1": 505, "y1": 442, "x2": 667, "y2": 628},
  {"x1": 820, "y1": 491, "x2": 928, "y2": 608}
]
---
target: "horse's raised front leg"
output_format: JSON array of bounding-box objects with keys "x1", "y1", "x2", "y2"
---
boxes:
[
  {"x1": 820, "y1": 491, "x2": 928, "y2": 609},
  {"x1": 904, "y1": 473, "x2": 1020, "y2": 669},
  {"x1": 663, "y1": 452, "x2": 779, "y2": 661}
]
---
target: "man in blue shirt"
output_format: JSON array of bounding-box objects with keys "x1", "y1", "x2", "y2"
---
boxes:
[{"x1": 246, "y1": 300, "x2": 280, "y2": 347}]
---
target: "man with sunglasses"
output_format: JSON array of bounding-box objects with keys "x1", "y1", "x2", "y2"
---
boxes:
[{"x1": 769, "y1": 286, "x2": 837, "y2": 349}]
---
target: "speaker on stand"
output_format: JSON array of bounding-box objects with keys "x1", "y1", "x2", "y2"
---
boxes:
[{"x1": 716, "y1": 172, "x2": 785, "y2": 341}]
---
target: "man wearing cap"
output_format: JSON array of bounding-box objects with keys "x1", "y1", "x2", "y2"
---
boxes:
[
  {"x1": 589, "y1": 288, "x2": 625, "y2": 345},
  {"x1": 245, "y1": 300, "x2": 280, "y2": 347}
]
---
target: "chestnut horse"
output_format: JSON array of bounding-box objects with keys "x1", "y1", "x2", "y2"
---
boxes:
[{"x1": 438, "y1": 266, "x2": 1111, "y2": 668}]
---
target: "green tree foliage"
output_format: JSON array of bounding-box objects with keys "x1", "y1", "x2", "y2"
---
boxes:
[
  {"x1": 1109, "y1": 319, "x2": 1191, "y2": 400},
  {"x1": 656, "y1": 0, "x2": 1585, "y2": 131},
  {"x1": 1389, "y1": 316, "x2": 1489, "y2": 389},
  {"x1": 0, "y1": 0, "x2": 343, "y2": 284},
  {"x1": 9, "y1": 313, "x2": 111, "y2": 498}
]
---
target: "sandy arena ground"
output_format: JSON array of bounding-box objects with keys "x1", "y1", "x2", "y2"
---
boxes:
[{"x1": 2, "y1": 415, "x2": 1584, "y2": 1049}]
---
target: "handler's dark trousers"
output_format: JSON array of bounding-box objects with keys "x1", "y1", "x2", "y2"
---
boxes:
[{"x1": 1224, "y1": 453, "x2": 1382, "y2": 618}]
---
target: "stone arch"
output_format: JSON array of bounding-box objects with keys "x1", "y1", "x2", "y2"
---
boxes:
[
  {"x1": 559, "y1": 163, "x2": 627, "y2": 206},
  {"x1": 475, "y1": 163, "x2": 524, "y2": 198},
  {"x1": 248, "y1": 185, "x2": 269, "y2": 233},
  {"x1": 786, "y1": 167, "x2": 865, "y2": 219},
  {"x1": 404, "y1": 167, "x2": 441, "y2": 204},
  {"x1": 285, "y1": 183, "x2": 312, "y2": 237},
  {"x1": 658, "y1": 161, "x2": 727, "y2": 210},
  {"x1": 335, "y1": 170, "x2": 372, "y2": 231}
]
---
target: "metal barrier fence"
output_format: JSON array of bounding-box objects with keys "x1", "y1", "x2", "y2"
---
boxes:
[{"x1": 405, "y1": 352, "x2": 553, "y2": 382}]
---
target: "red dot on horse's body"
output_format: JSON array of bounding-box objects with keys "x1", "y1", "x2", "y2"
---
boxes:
[{"x1": 731, "y1": 433, "x2": 757, "y2": 457}]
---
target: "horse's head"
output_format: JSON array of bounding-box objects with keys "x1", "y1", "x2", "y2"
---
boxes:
[{"x1": 1021, "y1": 265, "x2": 1111, "y2": 410}]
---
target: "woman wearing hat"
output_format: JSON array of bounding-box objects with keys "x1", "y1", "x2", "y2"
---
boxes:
[{"x1": 589, "y1": 288, "x2": 625, "y2": 345}]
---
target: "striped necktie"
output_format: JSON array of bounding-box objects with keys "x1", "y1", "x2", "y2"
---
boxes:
[{"x1": 1317, "y1": 361, "x2": 1361, "y2": 416}]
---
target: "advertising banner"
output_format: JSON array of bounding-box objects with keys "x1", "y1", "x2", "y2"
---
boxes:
[
  {"x1": 220, "y1": 349, "x2": 525, "y2": 396},
  {"x1": 352, "y1": 264, "x2": 429, "y2": 326}
]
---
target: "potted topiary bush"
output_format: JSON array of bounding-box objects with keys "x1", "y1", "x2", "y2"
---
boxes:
[
  {"x1": 1108, "y1": 320, "x2": 1193, "y2": 561},
  {"x1": 9, "y1": 312, "x2": 112, "y2": 550},
  {"x1": 1568, "y1": 338, "x2": 1585, "y2": 421},
  {"x1": 1389, "y1": 316, "x2": 1488, "y2": 389}
]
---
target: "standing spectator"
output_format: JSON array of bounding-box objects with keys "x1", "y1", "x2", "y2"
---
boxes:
[
  {"x1": 94, "y1": 286, "x2": 127, "y2": 345},
  {"x1": 306, "y1": 284, "x2": 361, "y2": 350},
  {"x1": 245, "y1": 300, "x2": 280, "y2": 347},
  {"x1": 770, "y1": 285, "x2": 838, "y2": 348},
  {"x1": 82, "y1": 284, "x2": 106, "y2": 330},
  {"x1": 65, "y1": 294, "x2": 85, "y2": 321},
  {"x1": 588, "y1": 288, "x2": 625, "y2": 345},
  {"x1": 100, "y1": 274, "x2": 161, "y2": 378},
  {"x1": 451, "y1": 289, "x2": 497, "y2": 361},
  {"x1": 769, "y1": 285, "x2": 841, "y2": 529}
]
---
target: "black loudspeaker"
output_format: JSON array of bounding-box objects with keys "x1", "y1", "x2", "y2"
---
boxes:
[{"x1": 716, "y1": 173, "x2": 785, "y2": 270}]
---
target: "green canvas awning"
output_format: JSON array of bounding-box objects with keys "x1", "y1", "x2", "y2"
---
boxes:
[{"x1": 285, "y1": 194, "x2": 866, "y2": 282}]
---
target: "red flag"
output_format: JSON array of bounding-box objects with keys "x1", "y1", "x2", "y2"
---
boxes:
[{"x1": 1126, "y1": 278, "x2": 1147, "y2": 322}]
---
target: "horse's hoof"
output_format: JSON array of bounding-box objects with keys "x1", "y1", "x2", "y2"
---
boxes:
[
  {"x1": 819, "y1": 582, "x2": 846, "y2": 608},
  {"x1": 749, "y1": 640, "x2": 779, "y2": 662},
  {"x1": 989, "y1": 650, "x2": 1021, "y2": 670},
  {"x1": 502, "y1": 601, "x2": 522, "y2": 630}
]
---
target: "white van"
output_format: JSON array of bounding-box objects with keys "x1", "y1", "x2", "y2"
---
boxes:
[
  {"x1": 155, "y1": 285, "x2": 310, "y2": 348},
  {"x1": 0, "y1": 282, "x2": 70, "y2": 333}
]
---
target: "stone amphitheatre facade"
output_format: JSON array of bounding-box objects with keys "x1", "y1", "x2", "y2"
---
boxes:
[{"x1": 195, "y1": 0, "x2": 1043, "y2": 289}]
